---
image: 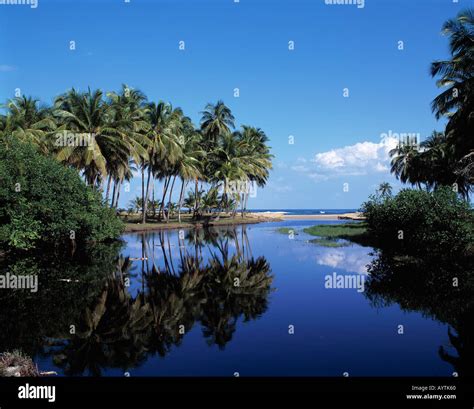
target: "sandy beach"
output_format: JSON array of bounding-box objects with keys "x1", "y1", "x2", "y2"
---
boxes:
[{"x1": 247, "y1": 212, "x2": 365, "y2": 221}]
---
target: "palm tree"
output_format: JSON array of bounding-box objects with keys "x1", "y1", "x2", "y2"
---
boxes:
[
  {"x1": 200, "y1": 100, "x2": 235, "y2": 146},
  {"x1": 238, "y1": 126, "x2": 273, "y2": 216},
  {"x1": 2, "y1": 90, "x2": 275, "y2": 219},
  {"x1": 456, "y1": 152, "x2": 474, "y2": 185},
  {"x1": 389, "y1": 142, "x2": 423, "y2": 188},
  {"x1": 183, "y1": 192, "x2": 196, "y2": 214},
  {"x1": 175, "y1": 121, "x2": 203, "y2": 223},
  {"x1": 208, "y1": 127, "x2": 272, "y2": 216},
  {"x1": 198, "y1": 101, "x2": 235, "y2": 214},
  {"x1": 207, "y1": 132, "x2": 249, "y2": 214},
  {"x1": 129, "y1": 197, "x2": 143, "y2": 214},
  {"x1": 149, "y1": 199, "x2": 161, "y2": 219},
  {"x1": 377, "y1": 182, "x2": 392, "y2": 198},
  {"x1": 106, "y1": 85, "x2": 149, "y2": 205},
  {"x1": 201, "y1": 187, "x2": 219, "y2": 214},
  {"x1": 53, "y1": 88, "x2": 126, "y2": 186},
  {"x1": 2, "y1": 96, "x2": 56, "y2": 153},
  {"x1": 431, "y1": 9, "x2": 474, "y2": 195},
  {"x1": 143, "y1": 101, "x2": 182, "y2": 223}
]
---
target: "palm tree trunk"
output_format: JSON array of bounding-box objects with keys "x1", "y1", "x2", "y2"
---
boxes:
[
  {"x1": 166, "y1": 175, "x2": 177, "y2": 223},
  {"x1": 141, "y1": 166, "x2": 145, "y2": 222},
  {"x1": 232, "y1": 201, "x2": 237, "y2": 218},
  {"x1": 152, "y1": 178, "x2": 156, "y2": 218},
  {"x1": 114, "y1": 180, "x2": 122, "y2": 208},
  {"x1": 105, "y1": 175, "x2": 112, "y2": 206},
  {"x1": 159, "y1": 176, "x2": 170, "y2": 221},
  {"x1": 110, "y1": 180, "x2": 117, "y2": 208},
  {"x1": 223, "y1": 179, "x2": 228, "y2": 214},
  {"x1": 244, "y1": 191, "x2": 249, "y2": 216},
  {"x1": 194, "y1": 178, "x2": 199, "y2": 217},
  {"x1": 143, "y1": 166, "x2": 152, "y2": 224},
  {"x1": 178, "y1": 178, "x2": 186, "y2": 223}
]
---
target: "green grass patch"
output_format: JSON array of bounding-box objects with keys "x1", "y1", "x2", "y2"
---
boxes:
[
  {"x1": 303, "y1": 223, "x2": 372, "y2": 247},
  {"x1": 303, "y1": 223, "x2": 367, "y2": 238}
]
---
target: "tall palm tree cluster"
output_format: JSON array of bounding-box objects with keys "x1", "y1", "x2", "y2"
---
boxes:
[
  {"x1": 389, "y1": 9, "x2": 474, "y2": 198},
  {"x1": 0, "y1": 87, "x2": 273, "y2": 223}
]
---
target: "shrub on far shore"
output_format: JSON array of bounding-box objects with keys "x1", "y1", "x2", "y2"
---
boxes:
[
  {"x1": 361, "y1": 187, "x2": 473, "y2": 256},
  {"x1": 0, "y1": 138, "x2": 124, "y2": 250}
]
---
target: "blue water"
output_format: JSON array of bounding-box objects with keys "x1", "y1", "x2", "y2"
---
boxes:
[
  {"x1": 111, "y1": 221, "x2": 452, "y2": 376},
  {"x1": 4, "y1": 220, "x2": 462, "y2": 377},
  {"x1": 45, "y1": 220, "x2": 458, "y2": 376}
]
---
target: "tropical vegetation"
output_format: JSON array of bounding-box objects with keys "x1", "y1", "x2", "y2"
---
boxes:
[
  {"x1": 0, "y1": 88, "x2": 272, "y2": 230},
  {"x1": 362, "y1": 187, "x2": 473, "y2": 257},
  {"x1": 0, "y1": 138, "x2": 123, "y2": 250},
  {"x1": 389, "y1": 9, "x2": 474, "y2": 198}
]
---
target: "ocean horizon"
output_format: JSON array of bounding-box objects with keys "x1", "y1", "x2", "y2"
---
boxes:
[{"x1": 249, "y1": 208, "x2": 358, "y2": 215}]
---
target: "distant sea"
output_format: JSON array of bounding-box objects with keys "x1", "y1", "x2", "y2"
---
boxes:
[{"x1": 250, "y1": 209, "x2": 358, "y2": 215}]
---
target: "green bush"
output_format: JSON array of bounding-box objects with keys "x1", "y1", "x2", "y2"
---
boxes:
[
  {"x1": 361, "y1": 187, "x2": 473, "y2": 256},
  {"x1": 0, "y1": 138, "x2": 124, "y2": 250}
]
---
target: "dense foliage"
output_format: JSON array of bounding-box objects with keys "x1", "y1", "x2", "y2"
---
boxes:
[
  {"x1": 0, "y1": 139, "x2": 124, "y2": 250},
  {"x1": 361, "y1": 187, "x2": 473, "y2": 256}
]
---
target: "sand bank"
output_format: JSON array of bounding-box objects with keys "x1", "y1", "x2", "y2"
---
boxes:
[{"x1": 247, "y1": 212, "x2": 365, "y2": 221}]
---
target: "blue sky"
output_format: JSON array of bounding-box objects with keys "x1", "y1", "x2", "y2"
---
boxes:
[{"x1": 0, "y1": 0, "x2": 464, "y2": 209}]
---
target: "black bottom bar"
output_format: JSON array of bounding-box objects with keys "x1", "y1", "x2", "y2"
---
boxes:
[{"x1": 0, "y1": 377, "x2": 472, "y2": 409}]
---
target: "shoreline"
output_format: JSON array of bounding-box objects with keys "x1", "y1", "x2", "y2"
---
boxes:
[
  {"x1": 283, "y1": 212, "x2": 364, "y2": 221},
  {"x1": 123, "y1": 212, "x2": 364, "y2": 233},
  {"x1": 248, "y1": 211, "x2": 365, "y2": 221},
  {"x1": 123, "y1": 214, "x2": 279, "y2": 233}
]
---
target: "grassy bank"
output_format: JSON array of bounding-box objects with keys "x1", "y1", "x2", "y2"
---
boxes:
[
  {"x1": 303, "y1": 222, "x2": 370, "y2": 247},
  {"x1": 275, "y1": 222, "x2": 369, "y2": 247},
  {"x1": 303, "y1": 223, "x2": 367, "y2": 239}
]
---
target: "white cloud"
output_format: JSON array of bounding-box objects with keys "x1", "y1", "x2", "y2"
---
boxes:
[
  {"x1": 314, "y1": 149, "x2": 345, "y2": 169},
  {"x1": 291, "y1": 137, "x2": 398, "y2": 181},
  {"x1": 316, "y1": 247, "x2": 372, "y2": 274}
]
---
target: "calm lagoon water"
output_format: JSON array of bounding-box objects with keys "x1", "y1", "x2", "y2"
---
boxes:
[{"x1": 0, "y1": 220, "x2": 467, "y2": 377}]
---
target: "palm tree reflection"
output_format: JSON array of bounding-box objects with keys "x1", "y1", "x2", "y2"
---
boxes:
[
  {"x1": 364, "y1": 250, "x2": 474, "y2": 376},
  {"x1": 51, "y1": 226, "x2": 273, "y2": 375}
]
